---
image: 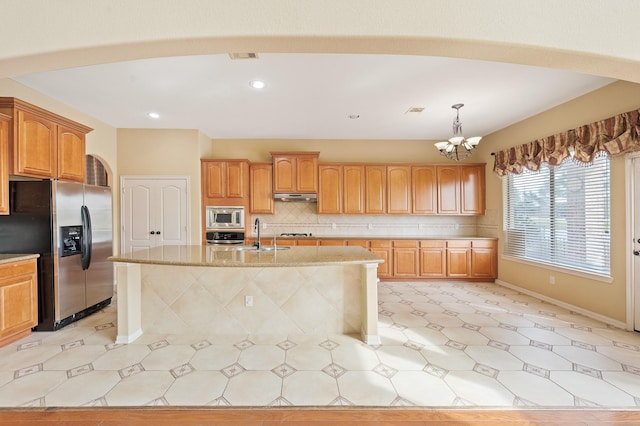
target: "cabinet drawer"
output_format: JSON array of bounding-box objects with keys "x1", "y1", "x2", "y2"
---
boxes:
[
  {"x1": 420, "y1": 240, "x2": 445, "y2": 248},
  {"x1": 393, "y1": 240, "x2": 418, "y2": 248},
  {"x1": 447, "y1": 240, "x2": 471, "y2": 248},
  {"x1": 296, "y1": 239, "x2": 318, "y2": 246},
  {"x1": 347, "y1": 240, "x2": 369, "y2": 248},
  {"x1": 370, "y1": 240, "x2": 392, "y2": 248},
  {"x1": 472, "y1": 240, "x2": 496, "y2": 248},
  {"x1": 0, "y1": 260, "x2": 36, "y2": 281}
]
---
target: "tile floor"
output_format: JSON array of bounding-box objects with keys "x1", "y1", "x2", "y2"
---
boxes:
[{"x1": 1, "y1": 280, "x2": 640, "y2": 408}]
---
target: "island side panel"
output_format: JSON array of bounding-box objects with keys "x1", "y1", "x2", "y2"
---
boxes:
[
  {"x1": 138, "y1": 263, "x2": 365, "y2": 338},
  {"x1": 361, "y1": 263, "x2": 381, "y2": 345},
  {"x1": 115, "y1": 263, "x2": 143, "y2": 344}
]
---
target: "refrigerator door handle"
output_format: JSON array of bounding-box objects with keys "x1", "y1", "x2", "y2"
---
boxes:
[{"x1": 81, "y1": 205, "x2": 93, "y2": 270}]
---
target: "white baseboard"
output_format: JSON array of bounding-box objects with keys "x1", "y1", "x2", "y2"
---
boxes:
[
  {"x1": 495, "y1": 279, "x2": 628, "y2": 330},
  {"x1": 115, "y1": 328, "x2": 143, "y2": 344}
]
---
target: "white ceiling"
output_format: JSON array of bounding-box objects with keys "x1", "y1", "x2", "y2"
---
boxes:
[{"x1": 13, "y1": 53, "x2": 614, "y2": 140}]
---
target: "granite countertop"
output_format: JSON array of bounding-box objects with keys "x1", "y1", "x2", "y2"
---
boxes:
[
  {"x1": 256, "y1": 235, "x2": 497, "y2": 240},
  {"x1": 109, "y1": 245, "x2": 383, "y2": 268},
  {"x1": 0, "y1": 254, "x2": 40, "y2": 265}
]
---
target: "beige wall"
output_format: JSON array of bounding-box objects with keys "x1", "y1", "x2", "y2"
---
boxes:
[
  {"x1": 117, "y1": 129, "x2": 203, "y2": 247},
  {"x1": 474, "y1": 80, "x2": 640, "y2": 323}
]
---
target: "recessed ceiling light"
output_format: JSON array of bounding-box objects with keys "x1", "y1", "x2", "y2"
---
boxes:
[
  {"x1": 249, "y1": 80, "x2": 266, "y2": 89},
  {"x1": 147, "y1": 112, "x2": 160, "y2": 119},
  {"x1": 348, "y1": 114, "x2": 360, "y2": 119}
]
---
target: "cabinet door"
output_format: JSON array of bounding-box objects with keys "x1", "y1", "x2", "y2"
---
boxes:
[
  {"x1": 297, "y1": 156, "x2": 318, "y2": 193},
  {"x1": 387, "y1": 166, "x2": 411, "y2": 214},
  {"x1": 203, "y1": 161, "x2": 225, "y2": 198},
  {"x1": 365, "y1": 165, "x2": 386, "y2": 214},
  {"x1": 15, "y1": 110, "x2": 57, "y2": 178},
  {"x1": 460, "y1": 164, "x2": 485, "y2": 215},
  {"x1": 343, "y1": 165, "x2": 364, "y2": 214},
  {"x1": 0, "y1": 259, "x2": 38, "y2": 344},
  {"x1": 0, "y1": 115, "x2": 9, "y2": 215},
  {"x1": 393, "y1": 241, "x2": 418, "y2": 277},
  {"x1": 273, "y1": 156, "x2": 296, "y2": 193},
  {"x1": 446, "y1": 241, "x2": 471, "y2": 277},
  {"x1": 437, "y1": 166, "x2": 460, "y2": 214},
  {"x1": 419, "y1": 240, "x2": 446, "y2": 277},
  {"x1": 249, "y1": 163, "x2": 274, "y2": 214},
  {"x1": 225, "y1": 161, "x2": 246, "y2": 198},
  {"x1": 412, "y1": 166, "x2": 437, "y2": 214},
  {"x1": 57, "y1": 125, "x2": 86, "y2": 182},
  {"x1": 318, "y1": 165, "x2": 342, "y2": 214},
  {"x1": 471, "y1": 240, "x2": 497, "y2": 278}
]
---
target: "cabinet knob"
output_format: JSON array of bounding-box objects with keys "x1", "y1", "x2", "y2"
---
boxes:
[
  {"x1": 156, "y1": 231, "x2": 161, "y2": 235},
  {"x1": 150, "y1": 231, "x2": 155, "y2": 235}
]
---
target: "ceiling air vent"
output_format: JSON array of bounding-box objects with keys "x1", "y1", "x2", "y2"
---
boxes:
[
  {"x1": 228, "y1": 52, "x2": 259, "y2": 60},
  {"x1": 405, "y1": 106, "x2": 425, "y2": 114}
]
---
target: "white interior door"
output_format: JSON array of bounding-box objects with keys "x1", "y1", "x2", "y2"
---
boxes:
[{"x1": 121, "y1": 177, "x2": 189, "y2": 254}]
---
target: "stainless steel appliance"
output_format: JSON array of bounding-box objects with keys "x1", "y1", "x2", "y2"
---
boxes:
[
  {"x1": 0, "y1": 179, "x2": 113, "y2": 331},
  {"x1": 205, "y1": 206, "x2": 244, "y2": 230},
  {"x1": 206, "y1": 230, "x2": 245, "y2": 245}
]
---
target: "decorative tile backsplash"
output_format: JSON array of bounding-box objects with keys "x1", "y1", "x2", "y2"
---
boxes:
[{"x1": 250, "y1": 201, "x2": 480, "y2": 238}]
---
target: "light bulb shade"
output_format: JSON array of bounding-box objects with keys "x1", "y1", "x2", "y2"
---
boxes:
[
  {"x1": 466, "y1": 136, "x2": 482, "y2": 146},
  {"x1": 434, "y1": 142, "x2": 449, "y2": 150},
  {"x1": 449, "y1": 136, "x2": 464, "y2": 145}
]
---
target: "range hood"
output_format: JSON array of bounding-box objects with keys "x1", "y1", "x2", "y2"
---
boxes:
[{"x1": 274, "y1": 193, "x2": 317, "y2": 202}]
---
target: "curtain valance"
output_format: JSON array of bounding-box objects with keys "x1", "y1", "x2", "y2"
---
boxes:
[{"x1": 492, "y1": 109, "x2": 640, "y2": 176}]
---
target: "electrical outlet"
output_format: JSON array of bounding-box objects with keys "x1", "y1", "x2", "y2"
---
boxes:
[
  {"x1": 549, "y1": 275, "x2": 555, "y2": 285},
  {"x1": 244, "y1": 295, "x2": 253, "y2": 307}
]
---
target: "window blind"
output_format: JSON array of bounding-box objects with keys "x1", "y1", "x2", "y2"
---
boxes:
[{"x1": 503, "y1": 153, "x2": 610, "y2": 276}]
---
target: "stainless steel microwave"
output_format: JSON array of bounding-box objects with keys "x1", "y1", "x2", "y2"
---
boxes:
[{"x1": 206, "y1": 206, "x2": 244, "y2": 230}]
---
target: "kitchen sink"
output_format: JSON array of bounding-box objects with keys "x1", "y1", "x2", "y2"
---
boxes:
[{"x1": 231, "y1": 245, "x2": 291, "y2": 251}]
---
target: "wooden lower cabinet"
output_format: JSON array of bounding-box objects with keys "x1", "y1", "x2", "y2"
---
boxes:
[
  {"x1": 296, "y1": 239, "x2": 318, "y2": 246},
  {"x1": 0, "y1": 258, "x2": 38, "y2": 347},
  {"x1": 419, "y1": 240, "x2": 446, "y2": 278},
  {"x1": 471, "y1": 240, "x2": 497, "y2": 278},
  {"x1": 446, "y1": 240, "x2": 471, "y2": 278},
  {"x1": 393, "y1": 240, "x2": 418, "y2": 278}
]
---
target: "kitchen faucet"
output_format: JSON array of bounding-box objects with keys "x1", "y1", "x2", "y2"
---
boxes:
[{"x1": 254, "y1": 218, "x2": 261, "y2": 249}]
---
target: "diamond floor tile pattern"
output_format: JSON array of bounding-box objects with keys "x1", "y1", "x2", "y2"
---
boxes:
[{"x1": 1, "y1": 280, "x2": 640, "y2": 407}]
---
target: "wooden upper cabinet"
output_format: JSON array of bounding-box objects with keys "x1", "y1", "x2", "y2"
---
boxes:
[
  {"x1": 0, "y1": 114, "x2": 9, "y2": 215},
  {"x1": 271, "y1": 152, "x2": 319, "y2": 193},
  {"x1": 202, "y1": 160, "x2": 247, "y2": 199},
  {"x1": 412, "y1": 166, "x2": 437, "y2": 214},
  {"x1": 318, "y1": 164, "x2": 342, "y2": 214},
  {"x1": 57, "y1": 126, "x2": 86, "y2": 183},
  {"x1": 437, "y1": 165, "x2": 460, "y2": 214},
  {"x1": 343, "y1": 165, "x2": 364, "y2": 214},
  {"x1": 365, "y1": 165, "x2": 386, "y2": 214},
  {"x1": 16, "y1": 110, "x2": 58, "y2": 178},
  {"x1": 460, "y1": 164, "x2": 485, "y2": 215},
  {"x1": 0, "y1": 98, "x2": 91, "y2": 182},
  {"x1": 296, "y1": 155, "x2": 318, "y2": 193},
  {"x1": 249, "y1": 163, "x2": 274, "y2": 214},
  {"x1": 387, "y1": 165, "x2": 411, "y2": 214}
]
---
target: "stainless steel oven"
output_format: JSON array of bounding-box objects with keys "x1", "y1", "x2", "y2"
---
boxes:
[
  {"x1": 206, "y1": 230, "x2": 245, "y2": 245},
  {"x1": 206, "y1": 206, "x2": 244, "y2": 230}
]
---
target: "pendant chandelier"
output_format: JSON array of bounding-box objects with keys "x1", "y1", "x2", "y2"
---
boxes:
[{"x1": 434, "y1": 103, "x2": 482, "y2": 161}]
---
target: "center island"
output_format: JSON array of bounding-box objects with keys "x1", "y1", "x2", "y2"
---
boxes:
[{"x1": 109, "y1": 245, "x2": 383, "y2": 345}]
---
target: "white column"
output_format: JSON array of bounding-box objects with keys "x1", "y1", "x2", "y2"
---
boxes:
[
  {"x1": 360, "y1": 262, "x2": 381, "y2": 345},
  {"x1": 115, "y1": 263, "x2": 143, "y2": 344}
]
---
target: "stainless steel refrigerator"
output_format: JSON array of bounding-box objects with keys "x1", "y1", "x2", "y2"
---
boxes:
[{"x1": 0, "y1": 179, "x2": 113, "y2": 331}]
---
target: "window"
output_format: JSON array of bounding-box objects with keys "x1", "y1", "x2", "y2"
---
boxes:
[{"x1": 503, "y1": 153, "x2": 610, "y2": 276}]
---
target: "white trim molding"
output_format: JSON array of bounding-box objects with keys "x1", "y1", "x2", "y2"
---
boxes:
[{"x1": 495, "y1": 279, "x2": 628, "y2": 330}]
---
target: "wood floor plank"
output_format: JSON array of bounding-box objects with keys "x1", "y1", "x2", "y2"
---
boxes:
[{"x1": 1, "y1": 408, "x2": 640, "y2": 425}]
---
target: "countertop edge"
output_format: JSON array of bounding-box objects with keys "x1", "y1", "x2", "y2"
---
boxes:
[{"x1": 0, "y1": 254, "x2": 41, "y2": 265}]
